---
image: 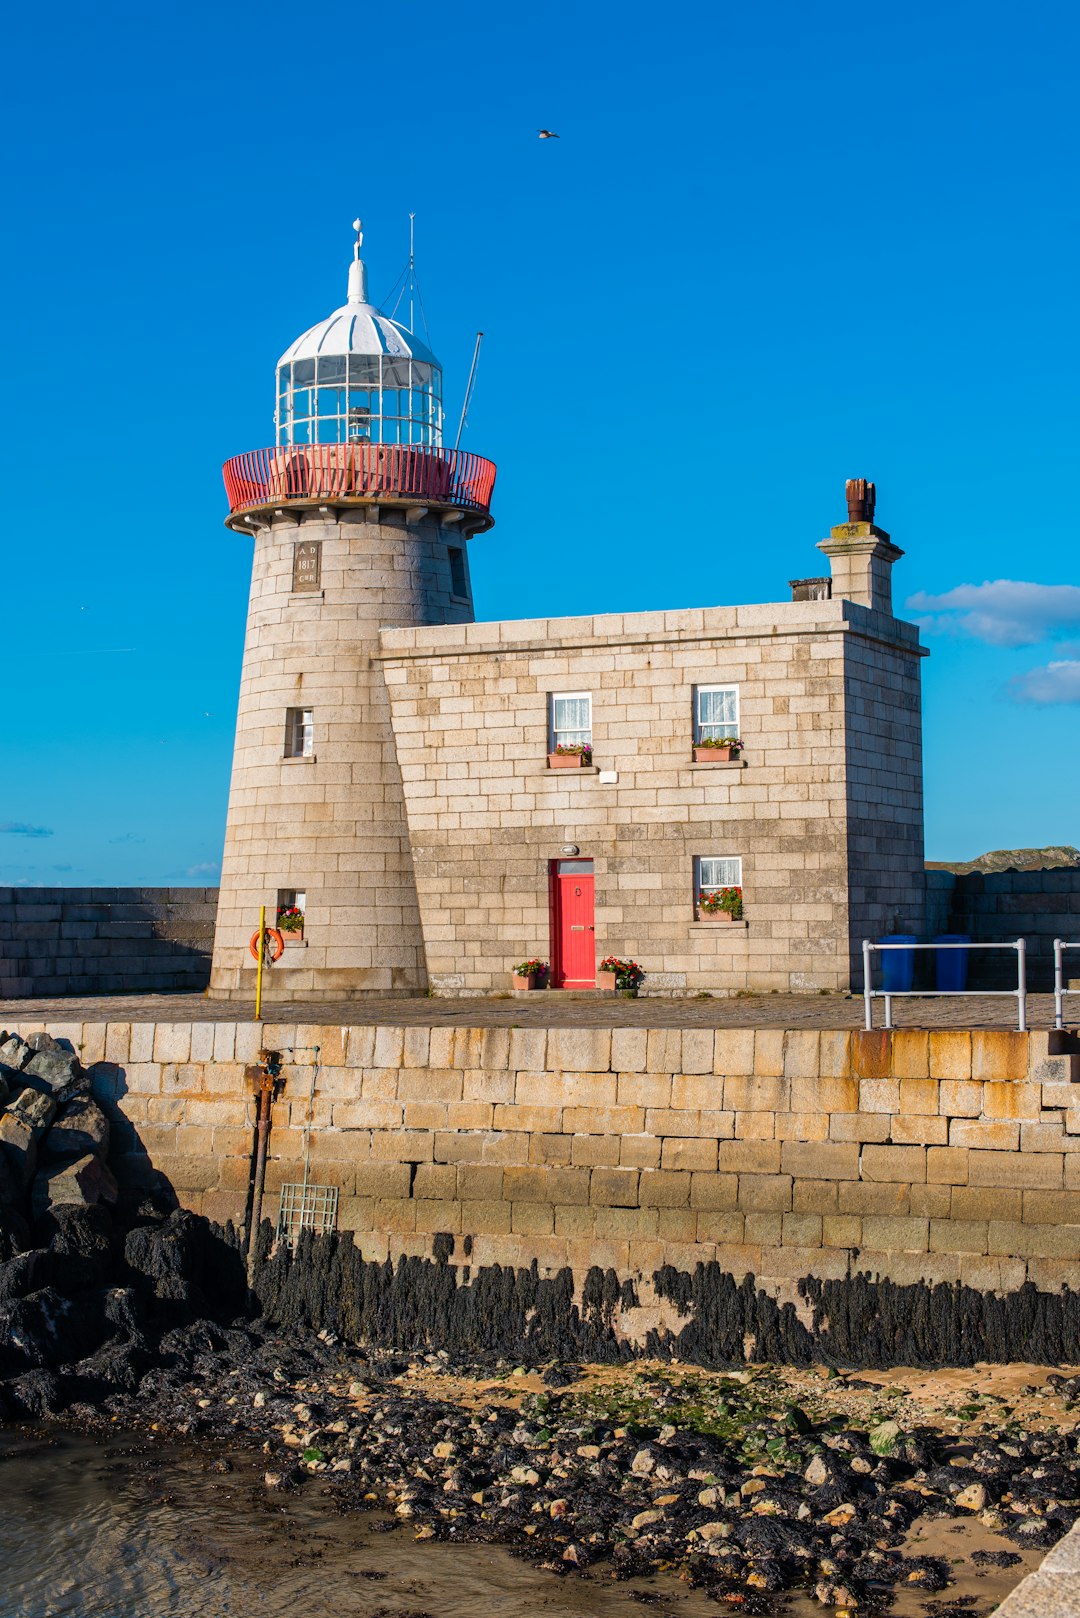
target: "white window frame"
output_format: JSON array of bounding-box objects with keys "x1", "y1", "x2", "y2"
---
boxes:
[
  {"x1": 696, "y1": 855, "x2": 743, "y2": 901},
  {"x1": 693, "y1": 684, "x2": 740, "y2": 744},
  {"x1": 549, "y1": 691, "x2": 593, "y2": 750},
  {"x1": 284, "y1": 706, "x2": 314, "y2": 759}
]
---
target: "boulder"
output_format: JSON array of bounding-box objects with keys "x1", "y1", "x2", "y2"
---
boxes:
[
  {"x1": 31, "y1": 1154, "x2": 119, "y2": 1219},
  {"x1": 0, "y1": 1090, "x2": 56, "y2": 1190},
  {"x1": 23, "y1": 1035, "x2": 84, "y2": 1099},
  {"x1": 0, "y1": 1147, "x2": 20, "y2": 1206},
  {"x1": 0, "y1": 1035, "x2": 31, "y2": 1072},
  {"x1": 43, "y1": 1097, "x2": 110, "y2": 1161}
]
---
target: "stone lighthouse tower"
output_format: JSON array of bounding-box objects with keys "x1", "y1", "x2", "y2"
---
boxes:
[{"x1": 209, "y1": 223, "x2": 496, "y2": 999}]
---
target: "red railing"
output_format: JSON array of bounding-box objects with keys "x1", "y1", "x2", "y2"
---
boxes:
[{"x1": 223, "y1": 443, "x2": 496, "y2": 518}]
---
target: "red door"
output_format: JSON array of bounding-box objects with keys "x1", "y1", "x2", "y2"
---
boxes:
[{"x1": 552, "y1": 859, "x2": 595, "y2": 987}]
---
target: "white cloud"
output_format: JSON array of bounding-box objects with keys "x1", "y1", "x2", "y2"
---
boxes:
[
  {"x1": 906, "y1": 581, "x2": 1080, "y2": 647},
  {"x1": 1010, "y1": 659, "x2": 1080, "y2": 705}
]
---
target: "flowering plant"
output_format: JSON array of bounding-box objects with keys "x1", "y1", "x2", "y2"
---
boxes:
[
  {"x1": 554, "y1": 742, "x2": 592, "y2": 760},
  {"x1": 599, "y1": 955, "x2": 643, "y2": 988},
  {"x1": 696, "y1": 736, "x2": 742, "y2": 751},
  {"x1": 513, "y1": 959, "x2": 547, "y2": 978},
  {"x1": 277, "y1": 905, "x2": 305, "y2": 933},
  {"x1": 699, "y1": 886, "x2": 743, "y2": 918}
]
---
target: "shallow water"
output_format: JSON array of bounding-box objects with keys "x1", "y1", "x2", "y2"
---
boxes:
[
  {"x1": 0, "y1": 1426, "x2": 727, "y2": 1618},
  {"x1": 0, "y1": 1426, "x2": 1041, "y2": 1618}
]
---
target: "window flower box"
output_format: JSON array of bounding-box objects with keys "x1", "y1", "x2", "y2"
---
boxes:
[
  {"x1": 693, "y1": 737, "x2": 742, "y2": 763},
  {"x1": 696, "y1": 885, "x2": 743, "y2": 922},
  {"x1": 548, "y1": 745, "x2": 593, "y2": 768},
  {"x1": 277, "y1": 905, "x2": 305, "y2": 939}
]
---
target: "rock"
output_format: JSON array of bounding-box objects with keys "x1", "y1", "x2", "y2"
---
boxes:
[
  {"x1": 0, "y1": 1090, "x2": 56, "y2": 1190},
  {"x1": 0, "y1": 1150, "x2": 20, "y2": 1207},
  {"x1": 822, "y1": 1502, "x2": 856, "y2": 1525},
  {"x1": 956, "y1": 1483, "x2": 988, "y2": 1511},
  {"x1": 0, "y1": 1036, "x2": 31, "y2": 1072},
  {"x1": 630, "y1": 1509, "x2": 661, "y2": 1532},
  {"x1": 804, "y1": 1454, "x2": 829, "y2": 1486},
  {"x1": 698, "y1": 1486, "x2": 721, "y2": 1506},
  {"x1": 32, "y1": 1154, "x2": 118, "y2": 1219},
  {"x1": 44, "y1": 1099, "x2": 110, "y2": 1162},
  {"x1": 814, "y1": 1582, "x2": 857, "y2": 1607},
  {"x1": 869, "y1": 1419, "x2": 900, "y2": 1455},
  {"x1": 741, "y1": 1478, "x2": 766, "y2": 1496},
  {"x1": 23, "y1": 1037, "x2": 84, "y2": 1098},
  {"x1": 631, "y1": 1447, "x2": 655, "y2": 1475},
  {"x1": 508, "y1": 1465, "x2": 540, "y2": 1485},
  {"x1": 696, "y1": 1521, "x2": 728, "y2": 1542},
  {"x1": 3, "y1": 1088, "x2": 58, "y2": 1137}
]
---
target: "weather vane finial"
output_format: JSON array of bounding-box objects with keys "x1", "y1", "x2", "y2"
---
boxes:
[{"x1": 352, "y1": 217, "x2": 363, "y2": 258}]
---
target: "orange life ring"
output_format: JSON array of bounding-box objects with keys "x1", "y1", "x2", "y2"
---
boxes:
[{"x1": 249, "y1": 927, "x2": 285, "y2": 963}]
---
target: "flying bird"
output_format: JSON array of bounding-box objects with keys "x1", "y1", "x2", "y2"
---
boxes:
[{"x1": 538, "y1": 129, "x2": 560, "y2": 139}]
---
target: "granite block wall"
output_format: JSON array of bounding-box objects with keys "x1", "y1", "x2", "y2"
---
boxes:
[
  {"x1": 926, "y1": 869, "x2": 1080, "y2": 990},
  {"x1": 8, "y1": 1018, "x2": 1078, "y2": 1315},
  {"x1": 0, "y1": 888, "x2": 217, "y2": 998}
]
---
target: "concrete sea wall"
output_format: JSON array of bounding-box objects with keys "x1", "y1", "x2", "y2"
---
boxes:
[
  {"x1": 6, "y1": 1018, "x2": 1079, "y2": 1311},
  {"x1": 0, "y1": 888, "x2": 217, "y2": 999}
]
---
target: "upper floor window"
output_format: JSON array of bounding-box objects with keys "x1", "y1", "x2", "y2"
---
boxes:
[
  {"x1": 448, "y1": 546, "x2": 468, "y2": 599},
  {"x1": 694, "y1": 684, "x2": 739, "y2": 743},
  {"x1": 550, "y1": 692, "x2": 592, "y2": 750},
  {"x1": 284, "y1": 707, "x2": 314, "y2": 759}
]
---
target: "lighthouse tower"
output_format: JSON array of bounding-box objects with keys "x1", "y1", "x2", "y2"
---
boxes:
[{"x1": 209, "y1": 224, "x2": 496, "y2": 999}]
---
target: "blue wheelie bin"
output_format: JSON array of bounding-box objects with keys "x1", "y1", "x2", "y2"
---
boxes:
[
  {"x1": 880, "y1": 934, "x2": 917, "y2": 993},
  {"x1": 934, "y1": 934, "x2": 970, "y2": 992}
]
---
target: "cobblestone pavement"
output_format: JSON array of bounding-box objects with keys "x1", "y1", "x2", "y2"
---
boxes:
[{"x1": 0, "y1": 990, "x2": 1058, "y2": 1029}]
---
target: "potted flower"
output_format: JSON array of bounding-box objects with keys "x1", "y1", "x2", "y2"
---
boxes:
[
  {"x1": 511, "y1": 958, "x2": 546, "y2": 990},
  {"x1": 597, "y1": 956, "x2": 643, "y2": 994},
  {"x1": 548, "y1": 742, "x2": 593, "y2": 769},
  {"x1": 698, "y1": 886, "x2": 744, "y2": 923},
  {"x1": 277, "y1": 904, "x2": 305, "y2": 937},
  {"x1": 693, "y1": 735, "x2": 743, "y2": 764}
]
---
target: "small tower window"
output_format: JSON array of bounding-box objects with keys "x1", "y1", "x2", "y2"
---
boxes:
[
  {"x1": 284, "y1": 707, "x2": 314, "y2": 759},
  {"x1": 448, "y1": 546, "x2": 468, "y2": 599}
]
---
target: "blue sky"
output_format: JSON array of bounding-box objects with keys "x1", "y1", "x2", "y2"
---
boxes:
[{"x1": 3, "y1": 0, "x2": 1077, "y2": 886}]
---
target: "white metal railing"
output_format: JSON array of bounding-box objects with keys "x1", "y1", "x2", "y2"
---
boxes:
[
  {"x1": 1054, "y1": 939, "x2": 1080, "y2": 1030},
  {"x1": 862, "y1": 938, "x2": 1027, "y2": 1031}
]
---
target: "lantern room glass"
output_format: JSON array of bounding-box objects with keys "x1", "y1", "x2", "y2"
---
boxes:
[{"x1": 275, "y1": 355, "x2": 443, "y2": 449}]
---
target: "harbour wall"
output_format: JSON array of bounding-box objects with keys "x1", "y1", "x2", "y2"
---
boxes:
[
  {"x1": 6, "y1": 1018, "x2": 1080, "y2": 1311},
  {"x1": 1, "y1": 869, "x2": 1078, "y2": 1000},
  {"x1": 0, "y1": 888, "x2": 216, "y2": 999}
]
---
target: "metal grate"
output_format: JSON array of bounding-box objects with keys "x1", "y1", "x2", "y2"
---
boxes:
[{"x1": 276, "y1": 1181, "x2": 339, "y2": 1245}]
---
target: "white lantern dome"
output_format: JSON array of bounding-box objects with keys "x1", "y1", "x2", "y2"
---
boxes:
[{"x1": 274, "y1": 224, "x2": 443, "y2": 449}]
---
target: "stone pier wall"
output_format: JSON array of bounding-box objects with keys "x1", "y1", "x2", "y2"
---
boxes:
[
  {"x1": 6, "y1": 1019, "x2": 1079, "y2": 1304},
  {"x1": 0, "y1": 888, "x2": 217, "y2": 999}
]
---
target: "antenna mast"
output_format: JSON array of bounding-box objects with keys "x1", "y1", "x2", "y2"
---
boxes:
[
  {"x1": 454, "y1": 332, "x2": 484, "y2": 454},
  {"x1": 408, "y1": 212, "x2": 415, "y2": 332}
]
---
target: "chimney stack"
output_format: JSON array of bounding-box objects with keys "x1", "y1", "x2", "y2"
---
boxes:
[{"x1": 816, "y1": 478, "x2": 903, "y2": 615}]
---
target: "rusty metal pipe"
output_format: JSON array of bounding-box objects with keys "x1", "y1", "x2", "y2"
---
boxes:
[{"x1": 245, "y1": 1050, "x2": 282, "y2": 1283}]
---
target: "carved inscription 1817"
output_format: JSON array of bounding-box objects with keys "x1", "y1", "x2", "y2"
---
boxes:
[{"x1": 292, "y1": 541, "x2": 322, "y2": 592}]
